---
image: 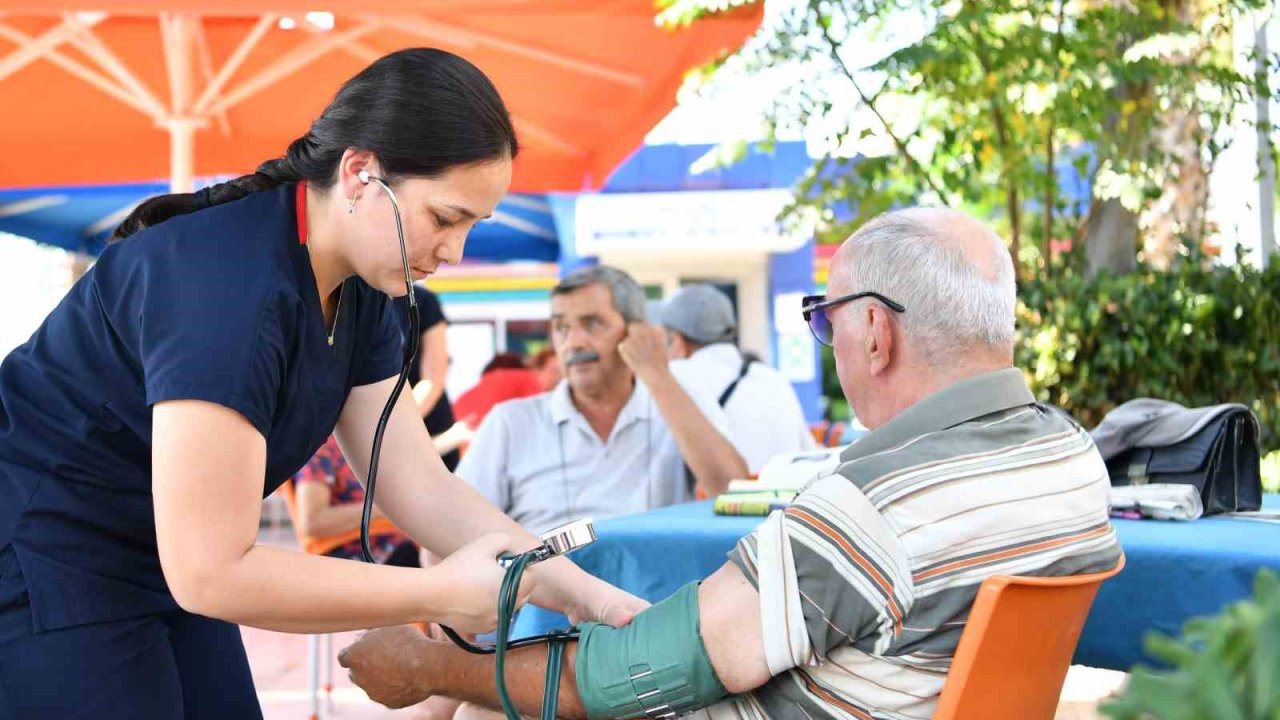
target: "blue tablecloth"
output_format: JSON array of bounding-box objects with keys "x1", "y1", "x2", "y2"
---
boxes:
[{"x1": 513, "y1": 496, "x2": 1280, "y2": 671}]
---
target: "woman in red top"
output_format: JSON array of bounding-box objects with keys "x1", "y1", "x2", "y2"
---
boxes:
[{"x1": 292, "y1": 436, "x2": 420, "y2": 566}]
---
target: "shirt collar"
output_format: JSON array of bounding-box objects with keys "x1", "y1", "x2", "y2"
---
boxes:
[
  {"x1": 295, "y1": 183, "x2": 308, "y2": 245},
  {"x1": 841, "y1": 368, "x2": 1034, "y2": 462},
  {"x1": 549, "y1": 379, "x2": 654, "y2": 437}
]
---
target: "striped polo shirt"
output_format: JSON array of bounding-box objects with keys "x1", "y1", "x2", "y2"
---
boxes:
[{"x1": 702, "y1": 368, "x2": 1121, "y2": 720}]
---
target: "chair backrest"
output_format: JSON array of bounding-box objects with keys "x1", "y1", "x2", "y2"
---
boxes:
[
  {"x1": 275, "y1": 480, "x2": 401, "y2": 557},
  {"x1": 933, "y1": 554, "x2": 1125, "y2": 720},
  {"x1": 809, "y1": 421, "x2": 845, "y2": 448}
]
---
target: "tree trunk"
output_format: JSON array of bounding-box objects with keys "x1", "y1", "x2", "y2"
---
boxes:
[
  {"x1": 1085, "y1": 198, "x2": 1139, "y2": 276},
  {"x1": 1144, "y1": 109, "x2": 1208, "y2": 269},
  {"x1": 1129, "y1": 0, "x2": 1208, "y2": 270},
  {"x1": 1006, "y1": 183, "x2": 1022, "y2": 265}
]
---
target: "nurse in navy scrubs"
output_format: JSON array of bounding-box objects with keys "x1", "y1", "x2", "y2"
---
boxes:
[{"x1": 0, "y1": 48, "x2": 643, "y2": 718}]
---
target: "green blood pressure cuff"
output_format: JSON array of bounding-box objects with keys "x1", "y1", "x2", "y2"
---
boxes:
[{"x1": 575, "y1": 582, "x2": 728, "y2": 719}]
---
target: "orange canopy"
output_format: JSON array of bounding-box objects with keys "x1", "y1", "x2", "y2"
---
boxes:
[{"x1": 0, "y1": 1, "x2": 762, "y2": 192}]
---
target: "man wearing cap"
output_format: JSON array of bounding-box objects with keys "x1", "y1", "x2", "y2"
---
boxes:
[
  {"x1": 660, "y1": 284, "x2": 817, "y2": 474},
  {"x1": 342, "y1": 207, "x2": 1120, "y2": 720},
  {"x1": 454, "y1": 265, "x2": 748, "y2": 537}
]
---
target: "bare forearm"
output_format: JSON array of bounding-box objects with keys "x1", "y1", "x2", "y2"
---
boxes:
[
  {"x1": 379, "y1": 468, "x2": 597, "y2": 615},
  {"x1": 337, "y1": 383, "x2": 607, "y2": 619},
  {"x1": 416, "y1": 324, "x2": 450, "y2": 419},
  {"x1": 415, "y1": 381, "x2": 445, "y2": 419},
  {"x1": 336, "y1": 392, "x2": 533, "y2": 557},
  {"x1": 644, "y1": 373, "x2": 746, "y2": 495},
  {"x1": 432, "y1": 423, "x2": 470, "y2": 456},
  {"x1": 380, "y1": 460, "x2": 537, "y2": 559},
  {"x1": 185, "y1": 545, "x2": 438, "y2": 633},
  {"x1": 301, "y1": 501, "x2": 376, "y2": 538},
  {"x1": 425, "y1": 643, "x2": 588, "y2": 720}
]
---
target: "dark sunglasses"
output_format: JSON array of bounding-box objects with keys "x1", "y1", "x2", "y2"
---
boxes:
[{"x1": 801, "y1": 292, "x2": 906, "y2": 347}]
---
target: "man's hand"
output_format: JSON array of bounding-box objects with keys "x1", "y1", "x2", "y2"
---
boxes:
[
  {"x1": 618, "y1": 322, "x2": 671, "y2": 385},
  {"x1": 338, "y1": 625, "x2": 435, "y2": 709},
  {"x1": 617, "y1": 322, "x2": 748, "y2": 495}
]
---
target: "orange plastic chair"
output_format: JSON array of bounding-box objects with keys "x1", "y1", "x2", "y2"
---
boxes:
[
  {"x1": 276, "y1": 480, "x2": 402, "y2": 557},
  {"x1": 275, "y1": 481, "x2": 406, "y2": 720},
  {"x1": 933, "y1": 554, "x2": 1125, "y2": 720},
  {"x1": 809, "y1": 421, "x2": 845, "y2": 448}
]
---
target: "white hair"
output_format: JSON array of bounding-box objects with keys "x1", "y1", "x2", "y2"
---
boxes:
[{"x1": 840, "y1": 209, "x2": 1016, "y2": 363}]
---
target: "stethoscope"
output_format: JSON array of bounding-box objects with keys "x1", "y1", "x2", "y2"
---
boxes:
[{"x1": 351, "y1": 170, "x2": 590, "y2": 720}]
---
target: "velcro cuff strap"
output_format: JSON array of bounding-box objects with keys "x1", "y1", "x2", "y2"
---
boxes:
[{"x1": 576, "y1": 582, "x2": 728, "y2": 719}]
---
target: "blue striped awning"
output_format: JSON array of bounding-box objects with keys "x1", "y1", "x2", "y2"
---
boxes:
[{"x1": 0, "y1": 181, "x2": 559, "y2": 263}]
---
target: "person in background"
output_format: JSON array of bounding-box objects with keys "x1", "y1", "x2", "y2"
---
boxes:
[
  {"x1": 453, "y1": 348, "x2": 562, "y2": 429},
  {"x1": 528, "y1": 347, "x2": 563, "y2": 391},
  {"x1": 481, "y1": 352, "x2": 528, "y2": 372},
  {"x1": 399, "y1": 283, "x2": 462, "y2": 471},
  {"x1": 292, "y1": 435, "x2": 419, "y2": 566},
  {"x1": 341, "y1": 207, "x2": 1122, "y2": 720},
  {"x1": 660, "y1": 284, "x2": 816, "y2": 475},
  {"x1": 455, "y1": 265, "x2": 747, "y2": 536}
]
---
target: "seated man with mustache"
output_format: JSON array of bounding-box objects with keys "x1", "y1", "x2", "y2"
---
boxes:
[{"x1": 453, "y1": 265, "x2": 749, "y2": 537}]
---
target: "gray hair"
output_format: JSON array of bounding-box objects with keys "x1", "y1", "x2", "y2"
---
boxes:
[
  {"x1": 840, "y1": 209, "x2": 1016, "y2": 363},
  {"x1": 552, "y1": 265, "x2": 646, "y2": 323}
]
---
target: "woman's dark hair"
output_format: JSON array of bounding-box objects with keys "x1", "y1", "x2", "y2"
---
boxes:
[
  {"x1": 481, "y1": 352, "x2": 528, "y2": 375},
  {"x1": 112, "y1": 48, "x2": 518, "y2": 241}
]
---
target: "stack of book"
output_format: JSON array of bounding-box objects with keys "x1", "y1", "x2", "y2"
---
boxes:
[{"x1": 713, "y1": 448, "x2": 844, "y2": 516}]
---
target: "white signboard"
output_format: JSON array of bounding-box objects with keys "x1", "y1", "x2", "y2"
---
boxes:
[
  {"x1": 777, "y1": 332, "x2": 817, "y2": 383},
  {"x1": 574, "y1": 190, "x2": 806, "y2": 254},
  {"x1": 773, "y1": 292, "x2": 817, "y2": 383},
  {"x1": 773, "y1": 292, "x2": 811, "y2": 335}
]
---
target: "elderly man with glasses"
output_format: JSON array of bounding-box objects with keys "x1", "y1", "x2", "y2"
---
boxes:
[{"x1": 340, "y1": 207, "x2": 1122, "y2": 720}]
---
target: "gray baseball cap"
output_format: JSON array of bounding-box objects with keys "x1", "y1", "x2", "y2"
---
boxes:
[{"x1": 659, "y1": 284, "x2": 736, "y2": 344}]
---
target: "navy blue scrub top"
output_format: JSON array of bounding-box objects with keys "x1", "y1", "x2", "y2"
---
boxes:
[{"x1": 0, "y1": 183, "x2": 403, "y2": 634}]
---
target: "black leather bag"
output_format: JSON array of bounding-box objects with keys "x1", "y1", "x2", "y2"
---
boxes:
[{"x1": 1105, "y1": 407, "x2": 1262, "y2": 515}]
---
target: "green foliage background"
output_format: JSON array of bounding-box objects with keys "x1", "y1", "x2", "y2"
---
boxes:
[
  {"x1": 823, "y1": 259, "x2": 1280, "y2": 487},
  {"x1": 1102, "y1": 569, "x2": 1280, "y2": 720},
  {"x1": 1016, "y1": 260, "x2": 1280, "y2": 454},
  {"x1": 668, "y1": 0, "x2": 1280, "y2": 488}
]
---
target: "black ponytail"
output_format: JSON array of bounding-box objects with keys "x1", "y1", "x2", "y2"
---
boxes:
[{"x1": 111, "y1": 48, "x2": 518, "y2": 242}]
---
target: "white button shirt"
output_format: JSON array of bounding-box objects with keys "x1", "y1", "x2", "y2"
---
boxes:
[
  {"x1": 669, "y1": 343, "x2": 816, "y2": 474},
  {"x1": 456, "y1": 378, "x2": 730, "y2": 535}
]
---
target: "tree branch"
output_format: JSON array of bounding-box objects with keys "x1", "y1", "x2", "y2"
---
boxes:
[
  {"x1": 812, "y1": 3, "x2": 948, "y2": 200},
  {"x1": 1045, "y1": 0, "x2": 1068, "y2": 272},
  {"x1": 961, "y1": 5, "x2": 1022, "y2": 254}
]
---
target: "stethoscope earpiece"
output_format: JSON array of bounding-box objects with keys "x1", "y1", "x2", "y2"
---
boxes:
[{"x1": 357, "y1": 170, "x2": 371, "y2": 184}]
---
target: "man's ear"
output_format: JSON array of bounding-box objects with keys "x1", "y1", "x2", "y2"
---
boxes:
[
  {"x1": 666, "y1": 332, "x2": 687, "y2": 360},
  {"x1": 865, "y1": 305, "x2": 895, "y2": 375}
]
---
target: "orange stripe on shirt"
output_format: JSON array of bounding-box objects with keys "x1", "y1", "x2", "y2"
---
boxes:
[
  {"x1": 787, "y1": 507, "x2": 905, "y2": 631},
  {"x1": 798, "y1": 669, "x2": 874, "y2": 720},
  {"x1": 913, "y1": 524, "x2": 1113, "y2": 582}
]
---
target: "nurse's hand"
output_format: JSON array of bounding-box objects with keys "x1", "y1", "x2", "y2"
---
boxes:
[
  {"x1": 431, "y1": 532, "x2": 535, "y2": 634},
  {"x1": 552, "y1": 572, "x2": 650, "y2": 628}
]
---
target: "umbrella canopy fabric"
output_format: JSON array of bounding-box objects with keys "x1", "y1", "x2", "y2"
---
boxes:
[
  {"x1": 0, "y1": 181, "x2": 559, "y2": 260},
  {"x1": 0, "y1": 1, "x2": 762, "y2": 192}
]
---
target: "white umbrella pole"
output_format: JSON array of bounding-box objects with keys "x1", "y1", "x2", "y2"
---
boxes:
[
  {"x1": 169, "y1": 118, "x2": 196, "y2": 194},
  {"x1": 164, "y1": 14, "x2": 197, "y2": 193}
]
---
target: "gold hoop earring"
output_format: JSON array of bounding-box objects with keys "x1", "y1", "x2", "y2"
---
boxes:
[{"x1": 347, "y1": 195, "x2": 358, "y2": 214}]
